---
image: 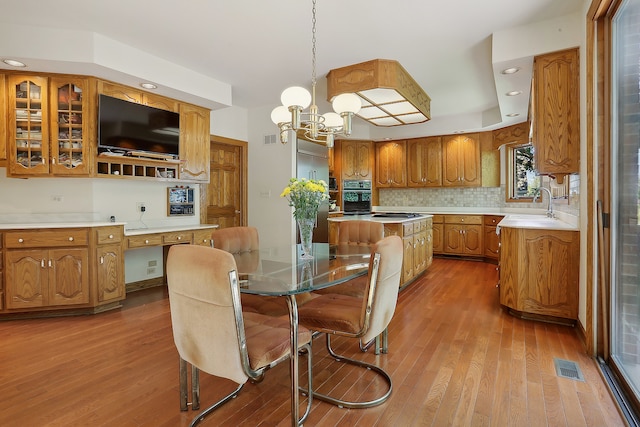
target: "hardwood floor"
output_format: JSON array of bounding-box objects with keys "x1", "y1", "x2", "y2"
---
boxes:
[{"x1": 0, "y1": 258, "x2": 626, "y2": 426}]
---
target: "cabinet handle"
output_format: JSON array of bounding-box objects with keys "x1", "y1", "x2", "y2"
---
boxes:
[
  {"x1": 177, "y1": 236, "x2": 182, "y2": 240},
  {"x1": 145, "y1": 239, "x2": 149, "y2": 244},
  {"x1": 48, "y1": 259, "x2": 52, "y2": 268},
  {"x1": 203, "y1": 239, "x2": 208, "y2": 243},
  {"x1": 68, "y1": 237, "x2": 74, "y2": 242},
  {"x1": 41, "y1": 259, "x2": 45, "y2": 268},
  {"x1": 461, "y1": 218, "x2": 464, "y2": 222},
  {"x1": 109, "y1": 234, "x2": 114, "y2": 239},
  {"x1": 100, "y1": 256, "x2": 104, "y2": 264},
  {"x1": 18, "y1": 238, "x2": 24, "y2": 243}
]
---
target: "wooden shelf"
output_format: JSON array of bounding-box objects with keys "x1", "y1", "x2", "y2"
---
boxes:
[{"x1": 97, "y1": 155, "x2": 180, "y2": 180}]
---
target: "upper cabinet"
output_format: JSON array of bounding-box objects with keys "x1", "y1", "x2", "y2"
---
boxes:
[
  {"x1": 0, "y1": 74, "x2": 6, "y2": 161},
  {"x1": 375, "y1": 140, "x2": 406, "y2": 187},
  {"x1": 407, "y1": 136, "x2": 442, "y2": 187},
  {"x1": 532, "y1": 48, "x2": 580, "y2": 177},
  {"x1": 442, "y1": 133, "x2": 481, "y2": 187},
  {"x1": 340, "y1": 140, "x2": 373, "y2": 181},
  {"x1": 7, "y1": 75, "x2": 50, "y2": 175},
  {"x1": 179, "y1": 103, "x2": 210, "y2": 182},
  {"x1": 97, "y1": 80, "x2": 179, "y2": 112}
]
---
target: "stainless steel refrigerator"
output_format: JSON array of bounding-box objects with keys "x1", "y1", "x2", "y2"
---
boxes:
[{"x1": 296, "y1": 138, "x2": 329, "y2": 242}]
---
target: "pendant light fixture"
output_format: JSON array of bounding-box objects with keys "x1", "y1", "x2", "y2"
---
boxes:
[{"x1": 271, "y1": 0, "x2": 361, "y2": 147}]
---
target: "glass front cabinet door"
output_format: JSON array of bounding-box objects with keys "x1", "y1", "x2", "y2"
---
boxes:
[
  {"x1": 7, "y1": 75, "x2": 91, "y2": 177},
  {"x1": 50, "y1": 78, "x2": 91, "y2": 176},
  {"x1": 8, "y1": 75, "x2": 50, "y2": 176}
]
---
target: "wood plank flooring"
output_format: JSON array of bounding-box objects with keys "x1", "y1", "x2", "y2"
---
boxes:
[{"x1": 0, "y1": 258, "x2": 626, "y2": 426}]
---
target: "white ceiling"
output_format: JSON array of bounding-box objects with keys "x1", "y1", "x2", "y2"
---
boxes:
[{"x1": 0, "y1": 0, "x2": 585, "y2": 139}]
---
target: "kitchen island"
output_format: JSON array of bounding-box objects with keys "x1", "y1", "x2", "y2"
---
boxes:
[{"x1": 328, "y1": 213, "x2": 433, "y2": 289}]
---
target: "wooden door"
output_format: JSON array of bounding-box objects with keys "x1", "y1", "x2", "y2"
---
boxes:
[
  {"x1": 462, "y1": 225, "x2": 483, "y2": 256},
  {"x1": 443, "y1": 224, "x2": 463, "y2": 254},
  {"x1": 484, "y1": 226, "x2": 500, "y2": 259},
  {"x1": 432, "y1": 222, "x2": 443, "y2": 254},
  {"x1": 341, "y1": 140, "x2": 373, "y2": 180},
  {"x1": 375, "y1": 141, "x2": 406, "y2": 187},
  {"x1": 179, "y1": 104, "x2": 210, "y2": 182},
  {"x1": 204, "y1": 136, "x2": 247, "y2": 228},
  {"x1": 6, "y1": 249, "x2": 47, "y2": 308},
  {"x1": 407, "y1": 137, "x2": 442, "y2": 187},
  {"x1": 442, "y1": 134, "x2": 480, "y2": 187},
  {"x1": 96, "y1": 244, "x2": 124, "y2": 302},
  {"x1": 402, "y1": 235, "x2": 414, "y2": 284},
  {"x1": 49, "y1": 248, "x2": 89, "y2": 306}
]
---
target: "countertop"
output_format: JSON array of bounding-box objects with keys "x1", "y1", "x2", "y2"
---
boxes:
[
  {"x1": 0, "y1": 221, "x2": 127, "y2": 230},
  {"x1": 124, "y1": 224, "x2": 218, "y2": 236},
  {"x1": 328, "y1": 214, "x2": 433, "y2": 224},
  {"x1": 497, "y1": 215, "x2": 579, "y2": 231}
]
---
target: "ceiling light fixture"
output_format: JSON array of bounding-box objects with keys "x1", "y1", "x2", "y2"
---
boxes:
[
  {"x1": 326, "y1": 59, "x2": 431, "y2": 127},
  {"x1": 501, "y1": 66, "x2": 521, "y2": 75},
  {"x1": 271, "y1": 0, "x2": 360, "y2": 147},
  {"x1": 506, "y1": 90, "x2": 522, "y2": 96},
  {"x1": 3, "y1": 59, "x2": 26, "y2": 67},
  {"x1": 140, "y1": 82, "x2": 157, "y2": 89}
]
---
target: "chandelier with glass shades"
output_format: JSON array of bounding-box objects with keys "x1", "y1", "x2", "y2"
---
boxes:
[{"x1": 270, "y1": 0, "x2": 361, "y2": 147}]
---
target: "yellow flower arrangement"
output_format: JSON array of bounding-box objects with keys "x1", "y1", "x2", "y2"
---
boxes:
[{"x1": 280, "y1": 177, "x2": 329, "y2": 220}]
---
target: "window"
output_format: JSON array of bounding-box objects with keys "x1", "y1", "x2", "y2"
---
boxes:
[{"x1": 506, "y1": 143, "x2": 540, "y2": 202}]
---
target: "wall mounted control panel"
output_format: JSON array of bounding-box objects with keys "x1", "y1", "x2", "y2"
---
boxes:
[{"x1": 167, "y1": 187, "x2": 195, "y2": 216}]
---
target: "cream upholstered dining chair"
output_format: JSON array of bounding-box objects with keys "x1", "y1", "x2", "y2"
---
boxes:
[
  {"x1": 166, "y1": 244, "x2": 313, "y2": 426},
  {"x1": 337, "y1": 220, "x2": 384, "y2": 247},
  {"x1": 297, "y1": 235, "x2": 403, "y2": 409},
  {"x1": 212, "y1": 226, "x2": 315, "y2": 316}
]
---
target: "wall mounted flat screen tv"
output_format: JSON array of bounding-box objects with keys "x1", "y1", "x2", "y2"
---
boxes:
[{"x1": 98, "y1": 94, "x2": 180, "y2": 159}]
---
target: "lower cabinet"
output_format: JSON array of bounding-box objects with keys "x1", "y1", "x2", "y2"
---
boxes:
[
  {"x1": 443, "y1": 215, "x2": 483, "y2": 256},
  {"x1": 94, "y1": 226, "x2": 124, "y2": 303},
  {"x1": 483, "y1": 215, "x2": 503, "y2": 260},
  {"x1": 384, "y1": 217, "x2": 432, "y2": 287},
  {"x1": 432, "y1": 215, "x2": 443, "y2": 254},
  {"x1": 6, "y1": 245, "x2": 90, "y2": 309},
  {"x1": 499, "y1": 227, "x2": 579, "y2": 321}
]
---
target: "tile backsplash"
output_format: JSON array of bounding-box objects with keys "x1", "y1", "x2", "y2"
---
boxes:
[{"x1": 378, "y1": 174, "x2": 580, "y2": 216}]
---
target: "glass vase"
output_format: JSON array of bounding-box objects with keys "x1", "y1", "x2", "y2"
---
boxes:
[{"x1": 297, "y1": 218, "x2": 315, "y2": 259}]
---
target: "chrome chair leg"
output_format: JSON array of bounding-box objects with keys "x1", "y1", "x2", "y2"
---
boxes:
[
  {"x1": 179, "y1": 357, "x2": 188, "y2": 411},
  {"x1": 302, "y1": 334, "x2": 392, "y2": 409},
  {"x1": 189, "y1": 383, "x2": 244, "y2": 427},
  {"x1": 192, "y1": 366, "x2": 200, "y2": 410}
]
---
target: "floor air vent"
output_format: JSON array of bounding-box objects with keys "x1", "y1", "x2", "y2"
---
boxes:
[{"x1": 554, "y1": 358, "x2": 585, "y2": 381}]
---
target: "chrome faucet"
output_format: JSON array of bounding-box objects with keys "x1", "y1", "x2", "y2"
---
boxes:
[{"x1": 533, "y1": 187, "x2": 555, "y2": 218}]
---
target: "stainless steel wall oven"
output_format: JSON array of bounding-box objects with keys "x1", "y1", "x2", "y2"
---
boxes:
[{"x1": 342, "y1": 180, "x2": 372, "y2": 214}]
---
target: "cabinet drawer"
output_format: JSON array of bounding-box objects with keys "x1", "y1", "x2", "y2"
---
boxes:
[
  {"x1": 444, "y1": 215, "x2": 482, "y2": 225},
  {"x1": 424, "y1": 217, "x2": 433, "y2": 229},
  {"x1": 484, "y1": 215, "x2": 504, "y2": 226},
  {"x1": 431, "y1": 215, "x2": 443, "y2": 224},
  {"x1": 127, "y1": 234, "x2": 163, "y2": 249},
  {"x1": 5, "y1": 229, "x2": 88, "y2": 248},
  {"x1": 402, "y1": 222, "x2": 414, "y2": 236},
  {"x1": 96, "y1": 226, "x2": 123, "y2": 244},
  {"x1": 193, "y1": 230, "x2": 213, "y2": 246},
  {"x1": 163, "y1": 232, "x2": 191, "y2": 244}
]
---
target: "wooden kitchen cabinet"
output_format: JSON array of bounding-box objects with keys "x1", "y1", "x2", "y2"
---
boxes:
[
  {"x1": 382, "y1": 217, "x2": 432, "y2": 287},
  {"x1": 483, "y1": 215, "x2": 503, "y2": 260},
  {"x1": 532, "y1": 48, "x2": 579, "y2": 178},
  {"x1": 5, "y1": 228, "x2": 90, "y2": 309},
  {"x1": 431, "y1": 215, "x2": 444, "y2": 254},
  {"x1": 375, "y1": 140, "x2": 406, "y2": 187},
  {"x1": 339, "y1": 140, "x2": 373, "y2": 180},
  {"x1": 0, "y1": 74, "x2": 6, "y2": 160},
  {"x1": 7, "y1": 74, "x2": 93, "y2": 177},
  {"x1": 179, "y1": 103, "x2": 211, "y2": 182},
  {"x1": 500, "y1": 227, "x2": 579, "y2": 321},
  {"x1": 442, "y1": 133, "x2": 481, "y2": 187},
  {"x1": 0, "y1": 233, "x2": 3, "y2": 310},
  {"x1": 94, "y1": 226, "x2": 124, "y2": 303},
  {"x1": 443, "y1": 215, "x2": 483, "y2": 256},
  {"x1": 407, "y1": 136, "x2": 442, "y2": 187},
  {"x1": 96, "y1": 80, "x2": 179, "y2": 112}
]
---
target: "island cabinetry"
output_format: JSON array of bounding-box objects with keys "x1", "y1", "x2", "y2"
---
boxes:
[
  {"x1": 407, "y1": 136, "x2": 442, "y2": 187},
  {"x1": 339, "y1": 140, "x2": 373, "y2": 180},
  {"x1": 532, "y1": 48, "x2": 579, "y2": 178},
  {"x1": 442, "y1": 133, "x2": 481, "y2": 187},
  {"x1": 5, "y1": 229, "x2": 90, "y2": 309},
  {"x1": 382, "y1": 218, "x2": 431, "y2": 287},
  {"x1": 443, "y1": 215, "x2": 483, "y2": 256},
  {"x1": 500, "y1": 227, "x2": 579, "y2": 321},
  {"x1": 431, "y1": 215, "x2": 443, "y2": 254},
  {"x1": 94, "y1": 226, "x2": 124, "y2": 303},
  {"x1": 375, "y1": 140, "x2": 406, "y2": 187},
  {"x1": 483, "y1": 215, "x2": 503, "y2": 260}
]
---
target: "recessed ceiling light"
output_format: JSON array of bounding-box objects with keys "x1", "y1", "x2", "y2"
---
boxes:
[
  {"x1": 140, "y1": 82, "x2": 157, "y2": 89},
  {"x1": 506, "y1": 113, "x2": 520, "y2": 117},
  {"x1": 506, "y1": 90, "x2": 522, "y2": 96},
  {"x1": 501, "y1": 67, "x2": 520, "y2": 75},
  {"x1": 3, "y1": 59, "x2": 26, "y2": 67},
  {"x1": 453, "y1": 130, "x2": 465, "y2": 134}
]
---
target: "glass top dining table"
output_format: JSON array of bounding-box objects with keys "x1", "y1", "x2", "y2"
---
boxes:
[{"x1": 232, "y1": 242, "x2": 371, "y2": 426}]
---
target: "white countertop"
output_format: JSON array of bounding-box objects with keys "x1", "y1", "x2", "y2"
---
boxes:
[
  {"x1": 328, "y1": 214, "x2": 433, "y2": 224},
  {"x1": 0, "y1": 221, "x2": 127, "y2": 230},
  {"x1": 497, "y1": 214, "x2": 579, "y2": 231},
  {"x1": 124, "y1": 224, "x2": 218, "y2": 236}
]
